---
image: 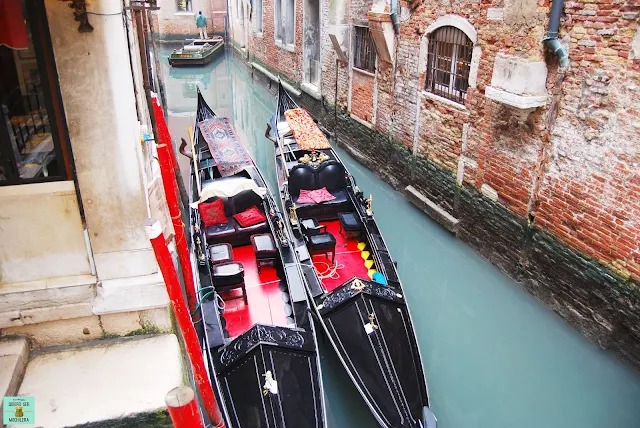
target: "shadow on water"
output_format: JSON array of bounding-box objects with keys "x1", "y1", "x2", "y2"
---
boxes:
[{"x1": 161, "y1": 48, "x2": 640, "y2": 428}]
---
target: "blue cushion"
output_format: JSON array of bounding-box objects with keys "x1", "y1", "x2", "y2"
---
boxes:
[{"x1": 372, "y1": 272, "x2": 388, "y2": 286}]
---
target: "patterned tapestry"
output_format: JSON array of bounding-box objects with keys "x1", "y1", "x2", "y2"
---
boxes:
[
  {"x1": 198, "y1": 118, "x2": 253, "y2": 177},
  {"x1": 284, "y1": 108, "x2": 331, "y2": 150}
]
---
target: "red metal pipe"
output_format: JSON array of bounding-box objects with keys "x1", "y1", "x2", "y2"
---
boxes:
[
  {"x1": 145, "y1": 218, "x2": 225, "y2": 428},
  {"x1": 165, "y1": 386, "x2": 205, "y2": 428},
  {"x1": 151, "y1": 96, "x2": 197, "y2": 313}
]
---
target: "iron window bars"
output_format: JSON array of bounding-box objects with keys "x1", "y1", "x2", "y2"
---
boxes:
[
  {"x1": 176, "y1": 0, "x2": 192, "y2": 12},
  {"x1": 425, "y1": 26, "x2": 473, "y2": 104},
  {"x1": 353, "y1": 26, "x2": 376, "y2": 73}
]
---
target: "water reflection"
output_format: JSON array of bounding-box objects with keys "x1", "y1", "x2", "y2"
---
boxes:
[{"x1": 161, "y1": 48, "x2": 640, "y2": 428}]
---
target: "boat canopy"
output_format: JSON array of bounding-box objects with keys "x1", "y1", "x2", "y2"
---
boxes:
[{"x1": 191, "y1": 176, "x2": 266, "y2": 208}]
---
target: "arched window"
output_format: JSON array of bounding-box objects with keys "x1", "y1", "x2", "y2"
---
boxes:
[{"x1": 425, "y1": 26, "x2": 473, "y2": 104}]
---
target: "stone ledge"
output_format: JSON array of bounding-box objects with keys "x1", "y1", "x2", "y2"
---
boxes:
[
  {"x1": 11, "y1": 334, "x2": 183, "y2": 428},
  {"x1": 405, "y1": 185, "x2": 459, "y2": 233},
  {"x1": 300, "y1": 82, "x2": 321, "y2": 100},
  {"x1": 1, "y1": 303, "x2": 94, "y2": 328},
  {"x1": 93, "y1": 273, "x2": 169, "y2": 315},
  {"x1": 485, "y1": 86, "x2": 549, "y2": 109},
  {"x1": 0, "y1": 336, "x2": 29, "y2": 414},
  {"x1": 0, "y1": 274, "x2": 97, "y2": 296},
  {"x1": 0, "y1": 277, "x2": 96, "y2": 315},
  {"x1": 249, "y1": 61, "x2": 302, "y2": 97}
]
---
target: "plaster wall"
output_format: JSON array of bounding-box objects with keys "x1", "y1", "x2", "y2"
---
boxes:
[
  {"x1": 45, "y1": 0, "x2": 158, "y2": 282},
  {"x1": 155, "y1": 0, "x2": 218, "y2": 38},
  {"x1": 0, "y1": 182, "x2": 90, "y2": 284}
]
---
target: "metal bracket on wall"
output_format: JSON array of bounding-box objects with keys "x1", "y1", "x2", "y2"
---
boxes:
[{"x1": 61, "y1": 0, "x2": 93, "y2": 33}]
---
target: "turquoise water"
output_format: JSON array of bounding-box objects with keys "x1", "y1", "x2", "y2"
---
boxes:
[{"x1": 161, "y1": 50, "x2": 640, "y2": 428}]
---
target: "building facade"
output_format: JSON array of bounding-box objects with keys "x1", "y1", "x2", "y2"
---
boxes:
[
  {"x1": 155, "y1": 0, "x2": 227, "y2": 39},
  {"x1": 228, "y1": 0, "x2": 640, "y2": 369}
]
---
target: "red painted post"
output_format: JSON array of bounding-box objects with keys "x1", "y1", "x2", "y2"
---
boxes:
[
  {"x1": 165, "y1": 386, "x2": 205, "y2": 428},
  {"x1": 145, "y1": 218, "x2": 225, "y2": 428},
  {"x1": 151, "y1": 97, "x2": 198, "y2": 313}
]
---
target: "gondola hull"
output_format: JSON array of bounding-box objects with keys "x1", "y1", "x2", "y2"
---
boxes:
[
  {"x1": 189, "y1": 89, "x2": 326, "y2": 428},
  {"x1": 268, "y1": 82, "x2": 436, "y2": 428}
]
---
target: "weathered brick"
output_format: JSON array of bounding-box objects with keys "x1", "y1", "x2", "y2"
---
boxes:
[{"x1": 227, "y1": 0, "x2": 640, "y2": 372}]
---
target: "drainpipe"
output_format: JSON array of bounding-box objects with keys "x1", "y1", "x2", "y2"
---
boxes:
[
  {"x1": 543, "y1": 0, "x2": 569, "y2": 68},
  {"x1": 390, "y1": 0, "x2": 400, "y2": 34}
]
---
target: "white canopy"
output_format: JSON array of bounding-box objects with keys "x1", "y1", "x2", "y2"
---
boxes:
[{"x1": 190, "y1": 176, "x2": 267, "y2": 208}]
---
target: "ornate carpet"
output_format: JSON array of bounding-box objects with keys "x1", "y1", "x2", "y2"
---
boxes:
[
  {"x1": 198, "y1": 117, "x2": 253, "y2": 177},
  {"x1": 284, "y1": 108, "x2": 330, "y2": 150}
]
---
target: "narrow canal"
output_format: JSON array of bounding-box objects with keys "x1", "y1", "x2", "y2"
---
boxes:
[{"x1": 160, "y1": 49, "x2": 640, "y2": 428}]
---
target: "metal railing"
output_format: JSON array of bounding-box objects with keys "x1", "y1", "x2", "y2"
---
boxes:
[
  {"x1": 425, "y1": 26, "x2": 473, "y2": 104},
  {"x1": 353, "y1": 26, "x2": 376, "y2": 73},
  {"x1": 0, "y1": 76, "x2": 55, "y2": 183}
]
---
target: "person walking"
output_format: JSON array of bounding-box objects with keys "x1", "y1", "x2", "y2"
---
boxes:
[{"x1": 196, "y1": 11, "x2": 208, "y2": 40}]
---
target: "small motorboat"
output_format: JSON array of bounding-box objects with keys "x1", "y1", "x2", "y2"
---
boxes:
[
  {"x1": 187, "y1": 88, "x2": 326, "y2": 427},
  {"x1": 266, "y1": 81, "x2": 437, "y2": 428},
  {"x1": 168, "y1": 37, "x2": 224, "y2": 67}
]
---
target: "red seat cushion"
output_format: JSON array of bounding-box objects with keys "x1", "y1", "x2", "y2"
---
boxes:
[
  {"x1": 297, "y1": 189, "x2": 316, "y2": 204},
  {"x1": 309, "y1": 187, "x2": 336, "y2": 203},
  {"x1": 199, "y1": 199, "x2": 227, "y2": 227},
  {"x1": 233, "y1": 205, "x2": 267, "y2": 228}
]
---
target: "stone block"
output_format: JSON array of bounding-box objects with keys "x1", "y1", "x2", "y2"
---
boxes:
[
  {"x1": 487, "y1": 8, "x2": 504, "y2": 21},
  {"x1": 480, "y1": 184, "x2": 499, "y2": 202},
  {"x1": 405, "y1": 186, "x2": 459, "y2": 233},
  {"x1": 0, "y1": 337, "x2": 29, "y2": 410},
  {"x1": 490, "y1": 53, "x2": 548, "y2": 96},
  {"x1": 92, "y1": 272, "x2": 169, "y2": 315},
  {"x1": 18, "y1": 303, "x2": 93, "y2": 325},
  {"x1": 597, "y1": 28, "x2": 616, "y2": 36},
  {"x1": 13, "y1": 334, "x2": 183, "y2": 428},
  {"x1": 0, "y1": 311, "x2": 24, "y2": 328},
  {"x1": 4, "y1": 315, "x2": 103, "y2": 348},
  {"x1": 98, "y1": 307, "x2": 171, "y2": 336},
  {"x1": 0, "y1": 280, "x2": 95, "y2": 313},
  {"x1": 578, "y1": 39, "x2": 597, "y2": 47},
  {"x1": 0, "y1": 355, "x2": 25, "y2": 409},
  {"x1": 485, "y1": 86, "x2": 549, "y2": 109}
]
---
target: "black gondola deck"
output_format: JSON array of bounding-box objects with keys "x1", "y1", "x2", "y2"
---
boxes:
[
  {"x1": 268, "y1": 81, "x2": 437, "y2": 428},
  {"x1": 188, "y1": 89, "x2": 326, "y2": 428}
]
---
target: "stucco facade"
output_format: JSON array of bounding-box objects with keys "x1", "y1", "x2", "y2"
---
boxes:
[
  {"x1": 1, "y1": 0, "x2": 173, "y2": 343},
  {"x1": 156, "y1": 0, "x2": 227, "y2": 39}
]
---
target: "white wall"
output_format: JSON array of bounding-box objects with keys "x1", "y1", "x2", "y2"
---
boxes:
[
  {"x1": 45, "y1": 0, "x2": 158, "y2": 282},
  {"x1": 0, "y1": 182, "x2": 90, "y2": 284}
]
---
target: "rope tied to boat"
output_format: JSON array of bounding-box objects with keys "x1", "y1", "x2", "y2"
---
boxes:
[{"x1": 314, "y1": 261, "x2": 344, "y2": 280}]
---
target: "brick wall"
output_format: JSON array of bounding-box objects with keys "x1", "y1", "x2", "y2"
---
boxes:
[
  {"x1": 351, "y1": 70, "x2": 375, "y2": 122},
  {"x1": 234, "y1": 0, "x2": 640, "y2": 369},
  {"x1": 534, "y1": 2, "x2": 640, "y2": 281},
  {"x1": 232, "y1": 0, "x2": 303, "y2": 83},
  {"x1": 155, "y1": 0, "x2": 222, "y2": 38}
]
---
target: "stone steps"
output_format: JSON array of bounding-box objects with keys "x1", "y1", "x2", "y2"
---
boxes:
[
  {"x1": 0, "y1": 337, "x2": 30, "y2": 415},
  {"x1": 7, "y1": 334, "x2": 184, "y2": 428}
]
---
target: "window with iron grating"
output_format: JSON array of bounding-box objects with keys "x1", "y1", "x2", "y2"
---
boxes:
[
  {"x1": 353, "y1": 26, "x2": 376, "y2": 73},
  {"x1": 425, "y1": 26, "x2": 473, "y2": 104},
  {"x1": 176, "y1": 0, "x2": 192, "y2": 12}
]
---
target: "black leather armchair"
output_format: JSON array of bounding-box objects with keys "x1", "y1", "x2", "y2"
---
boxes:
[{"x1": 301, "y1": 218, "x2": 336, "y2": 264}]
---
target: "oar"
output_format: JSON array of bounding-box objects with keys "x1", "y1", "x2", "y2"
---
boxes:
[{"x1": 188, "y1": 125, "x2": 202, "y2": 197}]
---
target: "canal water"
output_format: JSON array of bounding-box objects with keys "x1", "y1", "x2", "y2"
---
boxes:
[{"x1": 159, "y1": 49, "x2": 640, "y2": 428}]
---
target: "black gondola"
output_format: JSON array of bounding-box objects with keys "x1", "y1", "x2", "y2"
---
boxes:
[
  {"x1": 187, "y1": 88, "x2": 326, "y2": 428},
  {"x1": 266, "y1": 82, "x2": 437, "y2": 428}
]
